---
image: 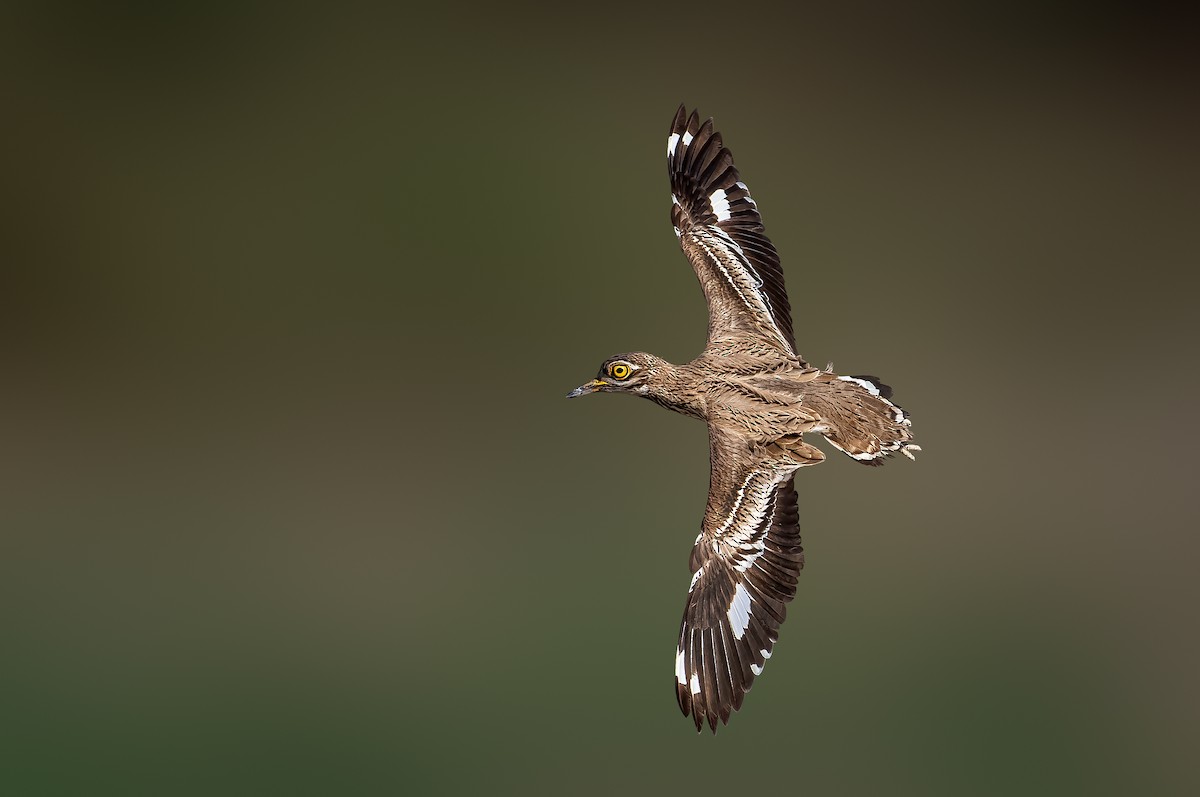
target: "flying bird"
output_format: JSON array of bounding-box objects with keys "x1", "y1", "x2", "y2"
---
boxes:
[{"x1": 567, "y1": 106, "x2": 919, "y2": 732}]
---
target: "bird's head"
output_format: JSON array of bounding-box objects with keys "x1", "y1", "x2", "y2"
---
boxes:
[{"x1": 566, "y1": 352, "x2": 662, "y2": 398}]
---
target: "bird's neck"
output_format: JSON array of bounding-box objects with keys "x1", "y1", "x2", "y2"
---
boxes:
[{"x1": 641, "y1": 359, "x2": 707, "y2": 419}]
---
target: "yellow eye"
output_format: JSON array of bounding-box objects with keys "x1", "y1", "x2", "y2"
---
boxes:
[{"x1": 609, "y1": 363, "x2": 631, "y2": 380}]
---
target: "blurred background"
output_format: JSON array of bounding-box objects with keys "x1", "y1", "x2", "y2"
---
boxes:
[{"x1": 2, "y1": 2, "x2": 1197, "y2": 794}]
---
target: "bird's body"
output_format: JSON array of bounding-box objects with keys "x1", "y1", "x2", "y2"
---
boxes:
[
  {"x1": 568, "y1": 107, "x2": 919, "y2": 732},
  {"x1": 615, "y1": 352, "x2": 913, "y2": 461}
]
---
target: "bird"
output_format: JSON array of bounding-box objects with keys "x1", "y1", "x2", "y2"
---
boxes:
[{"x1": 566, "y1": 106, "x2": 919, "y2": 733}]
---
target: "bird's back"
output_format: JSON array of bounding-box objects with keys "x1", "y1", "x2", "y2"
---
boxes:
[{"x1": 739, "y1": 369, "x2": 918, "y2": 464}]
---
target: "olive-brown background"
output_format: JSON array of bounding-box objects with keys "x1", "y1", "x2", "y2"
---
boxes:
[{"x1": 3, "y1": 3, "x2": 1197, "y2": 795}]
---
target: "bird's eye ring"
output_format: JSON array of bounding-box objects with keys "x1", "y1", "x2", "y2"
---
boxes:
[{"x1": 610, "y1": 363, "x2": 631, "y2": 380}]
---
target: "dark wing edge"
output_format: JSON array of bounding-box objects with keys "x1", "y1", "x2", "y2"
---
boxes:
[
  {"x1": 675, "y1": 476, "x2": 803, "y2": 733},
  {"x1": 667, "y1": 105, "x2": 797, "y2": 354}
]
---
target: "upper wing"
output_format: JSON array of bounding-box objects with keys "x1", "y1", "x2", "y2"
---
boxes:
[
  {"x1": 675, "y1": 425, "x2": 805, "y2": 732},
  {"x1": 668, "y1": 106, "x2": 799, "y2": 360}
]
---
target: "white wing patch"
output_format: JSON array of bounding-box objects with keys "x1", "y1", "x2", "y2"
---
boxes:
[
  {"x1": 667, "y1": 133, "x2": 681, "y2": 157},
  {"x1": 727, "y1": 582, "x2": 752, "y2": 640},
  {"x1": 676, "y1": 647, "x2": 687, "y2": 685},
  {"x1": 735, "y1": 181, "x2": 756, "y2": 207},
  {"x1": 710, "y1": 189, "x2": 731, "y2": 222}
]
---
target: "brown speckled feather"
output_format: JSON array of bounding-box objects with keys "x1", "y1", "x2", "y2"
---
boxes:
[
  {"x1": 676, "y1": 426, "x2": 810, "y2": 731},
  {"x1": 668, "y1": 107, "x2": 802, "y2": 363}
]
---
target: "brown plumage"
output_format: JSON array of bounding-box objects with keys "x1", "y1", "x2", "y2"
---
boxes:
[{"x1": 567, "y1": 107, "x2": 919, "y2": 733}]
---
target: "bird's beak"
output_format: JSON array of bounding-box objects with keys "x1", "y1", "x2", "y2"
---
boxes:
[{"x1": 566, "y1": 379, "x2": 608, "y2": 399}]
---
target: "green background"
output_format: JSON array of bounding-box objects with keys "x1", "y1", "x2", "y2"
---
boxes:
[{"x1": 3, "y1": 3, "x2": 1197, "y2": 795}]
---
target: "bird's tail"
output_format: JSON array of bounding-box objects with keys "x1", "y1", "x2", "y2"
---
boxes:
[{"x1": 819, "y1": 375, "x2": 920, "y2": 466}]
